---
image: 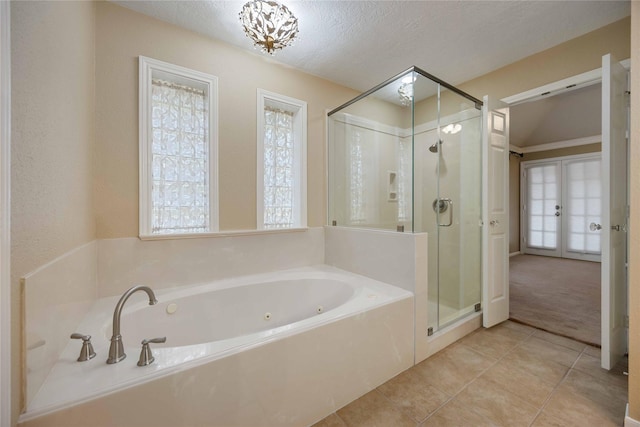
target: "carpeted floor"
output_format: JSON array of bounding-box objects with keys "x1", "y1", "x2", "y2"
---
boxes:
[{"x1": 509, "y1": 254, "x2": 601, "y2": 346}]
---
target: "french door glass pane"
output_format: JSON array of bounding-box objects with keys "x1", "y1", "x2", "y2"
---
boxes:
[
  {"x1": 566, "y1": 159, "x2": 601, "y2": 254},
  {"x1": 527, "y1": 164, "x2": 558, "y2": 249}
]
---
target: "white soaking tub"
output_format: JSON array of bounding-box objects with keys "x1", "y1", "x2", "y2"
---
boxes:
[{"x1": 20, "y1": 265, "x2": 414, "y2": 427}]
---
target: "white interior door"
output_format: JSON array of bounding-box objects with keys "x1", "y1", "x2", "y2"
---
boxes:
[
  {"x1": 482, "y1": 96, "x2": 509, "y2": 327},
  {"x1": 601, "y1": 53, "x2": 628, "y2": 370}
]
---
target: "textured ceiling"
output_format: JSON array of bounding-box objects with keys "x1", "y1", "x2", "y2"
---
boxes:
[{"x1": 111, "y1": 0, "x2": 630, "y2": 93}]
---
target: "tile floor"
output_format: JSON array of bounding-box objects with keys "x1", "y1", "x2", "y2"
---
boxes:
[{"x1": 313, "y1": 321, "x2": 628, "y2": 427}]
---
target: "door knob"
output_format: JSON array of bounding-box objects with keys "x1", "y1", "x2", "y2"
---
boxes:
[
  {"x1": 555, "y1": 212, "x2": 560, "y2": 217},
  {"x1": 589, "y1": 222, "x2": 602, "y2": 231},
  {"x1": 490, "y1": 220, "x2": 499, "y2": 227}
]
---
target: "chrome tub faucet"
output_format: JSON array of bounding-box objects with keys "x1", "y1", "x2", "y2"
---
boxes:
[{"x1": 107, "y1": 285, "x2": 158, "y2": 364}]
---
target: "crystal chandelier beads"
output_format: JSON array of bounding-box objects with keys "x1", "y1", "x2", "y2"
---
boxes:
[{"x1": 239, "y1": 0, "x2": 299, "y2": 55}]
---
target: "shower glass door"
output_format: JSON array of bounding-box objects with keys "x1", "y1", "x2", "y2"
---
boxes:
[{"x1": 415, "y1": 81, "x2": 483, "y2": 332}]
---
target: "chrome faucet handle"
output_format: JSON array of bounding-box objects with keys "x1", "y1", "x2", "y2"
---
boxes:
[
  {"x1": 137, "y1": 337, "x2": 166, "y2": 367},
  {"x1": 70, "y1": 333, "x2": 96, "y2": 362}
]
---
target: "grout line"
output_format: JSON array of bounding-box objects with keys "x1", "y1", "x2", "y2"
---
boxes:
[
  {"x1": 527, "y1": 345, "x2": 587, "y2": 426},
  {"x1": 420, "y1": 326, "x2": 533, "y2": 425}
]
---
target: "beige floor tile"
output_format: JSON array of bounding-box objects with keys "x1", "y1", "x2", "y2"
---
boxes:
[
  {"x1": 583, "y1": 345, "x2": 601, "y2": 357},
  {"x1": 573, "y1": 353, "x2": 628, "y2": 391},
  {"x1": 518, "y1": 336, "x2": 582, "y2": 367},
  {"x1": 501, "y1": 346, "x2": 570, "y2": 386},
  {"x1": 413, "y1": 343, "x2": 496, "y2": 395},
  {"x1": 420, "y1": 398, "x2": 495, "y2": 427},
  {"x1": 312, "y1": 413, "x2": 347, "y2": 427},
  {"x1": 336, "y1": 390, "x2": 416, "y2": 427},
  {"x1": 459, "y1": 325, "x2": 529, "y2": 359},
  {"x1": 530, "y1": 411, "x2": 570, "y2": 426},
  {"x1": 561, "y1": 369, "x2": 627, "y2": 408},
  {"x1": 532, "y1": 329, "x2": 587, "y2": 352},
  {"x1": 479, "y1": 360, "x2": 555, "y2": 407},
  {"x1": 454, "y1": 376, "x2": 539, "y2": 427},
  {"x1": 377, "y1": 368, "x2": 450, "y2": 422},
  {"x1": 500, "y1": 320, "x2": 537, "y2": 335},
  {"x1": 543, "y1": 385, "x2": 624, "y2": 427}
]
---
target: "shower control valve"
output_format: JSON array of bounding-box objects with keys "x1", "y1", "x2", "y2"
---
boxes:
[{"x1": 137, "y1": 337, "x2": 166, "y2": 367}]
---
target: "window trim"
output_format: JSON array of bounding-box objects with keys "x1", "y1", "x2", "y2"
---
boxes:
[
  {"x1": 139, "y1": 56, "x2": 219, "y2": 237},
  {"x1": 256, "y1": 89, "x2": 307, "y2": 229}
]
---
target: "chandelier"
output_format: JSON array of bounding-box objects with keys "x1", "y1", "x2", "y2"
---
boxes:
[{"x1": 239, "y1": 0, "x2": 299, "y2": 55}]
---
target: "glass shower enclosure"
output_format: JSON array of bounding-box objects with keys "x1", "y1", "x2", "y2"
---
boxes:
[{"x1": 327, "y1": 66, "x2": 483, "y2": 333}]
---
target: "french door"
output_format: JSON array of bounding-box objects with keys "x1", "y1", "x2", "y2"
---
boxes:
[{"x1": 521, "y1": 153, "x2": 602, "y2": 262}]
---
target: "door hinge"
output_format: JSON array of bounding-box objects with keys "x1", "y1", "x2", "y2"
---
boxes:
[
  {"x1": 624, "y1": 315, "x2": 629, "y2": 328},
  {"x1": 427, "y1": 327, "x2": 434, "y2": 337}
]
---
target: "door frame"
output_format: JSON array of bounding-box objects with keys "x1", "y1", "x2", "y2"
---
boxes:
[
  {"x1": 520, "y1": 153, "x2": 603, "y2": 262},
  {"x1": 0, "y1": 1, "x2": 10, "y2": 425},
  {"x1": 501, "y1": 58, "x2": 630, "y2": 364}
]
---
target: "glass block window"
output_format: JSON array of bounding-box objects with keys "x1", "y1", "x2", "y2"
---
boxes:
[
  {"x1": 257, "y1": 90, "x2": 307, "y2": 230},
  {"x1": 397, "y1": 138, "x2": 412, "y2": 223},
  {"x1": 263, "y1": 107, "x2": 294, "y2": 228},
  {"x1": 139, "y1": 57, "x2": 218, "y2": 237},
  {"x1": 151, "y1": 79, "x2": 209, "y2": 234},
  {"x1": 349, "y1": 130, "x2": 366, "y2": 224}
]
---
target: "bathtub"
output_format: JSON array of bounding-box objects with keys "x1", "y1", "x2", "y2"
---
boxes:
[{"x1": 20, "y1": 265, "x2": 414, "y2": 426}]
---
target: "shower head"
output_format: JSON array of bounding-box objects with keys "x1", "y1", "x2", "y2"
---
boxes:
[{"x1": 429, "y1": 139, "x2": 443, "y2": 153}]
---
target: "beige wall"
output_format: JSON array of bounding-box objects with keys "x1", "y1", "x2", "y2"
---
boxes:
[
  {"x1": 11, "y1": 1, "x2": 96, "y2": 423},
  {"x1": 509, "y1": 143, "x2": 602, "y2": 254},
  {"x1": 628, "y1": 1, "x2": 639, "y2": 420},
  {"x1": 95, "y1": 2, "x2": 358, "y2": 236},
  {"x1": 458, "y1": 18, "x2": 630, "y2": 102}
]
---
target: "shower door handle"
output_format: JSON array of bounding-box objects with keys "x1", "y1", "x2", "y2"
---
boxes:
[{"x1": 438, "y1": 198, "x2": 453, "y2": 227}]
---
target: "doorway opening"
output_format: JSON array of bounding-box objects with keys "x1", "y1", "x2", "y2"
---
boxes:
[{"x1": 508, "y1": 82, "x2": 603, "y2": 347}]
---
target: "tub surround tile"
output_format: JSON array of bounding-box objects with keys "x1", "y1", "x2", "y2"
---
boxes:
[
  {"x1": 336, "y1": 390, "x2": 416, "y2": 427},
  {"x1": 98, "y1": 227, "x2": 325, "y2": 297},
  {"x1": 376, "y1": 368, "x2": 450, "y2": 422},
  {"x1": 20, "y1": 275, "x2": 414, "y2": 426},
  {"x1": 23, "y1": 240, "x2": 98, "y2": 406}
]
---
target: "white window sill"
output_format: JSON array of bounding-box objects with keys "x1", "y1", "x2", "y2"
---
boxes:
[{"x1": 139, "y1": 227, "x2": 309, "y2": 241}]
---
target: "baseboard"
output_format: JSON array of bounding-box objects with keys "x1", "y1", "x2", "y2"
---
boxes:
[
  {"x1": 625, "y1": 404, "x2": 640, "y2": 427},
  {"x1": 509, "y1": 251, "x2": 521, "y2": 257}
]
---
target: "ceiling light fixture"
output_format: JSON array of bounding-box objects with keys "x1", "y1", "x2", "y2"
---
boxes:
[
  {"x1": 442, "y1": 123, "x2": 462, "y2": 134},
  {"x1": 239, "y1": 0, "x2": 299, "y2": 55}
]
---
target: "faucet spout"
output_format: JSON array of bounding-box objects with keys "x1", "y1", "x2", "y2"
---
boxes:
[{"x1": 107, "y1": 285, "x2": 157, "y2": 364}]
